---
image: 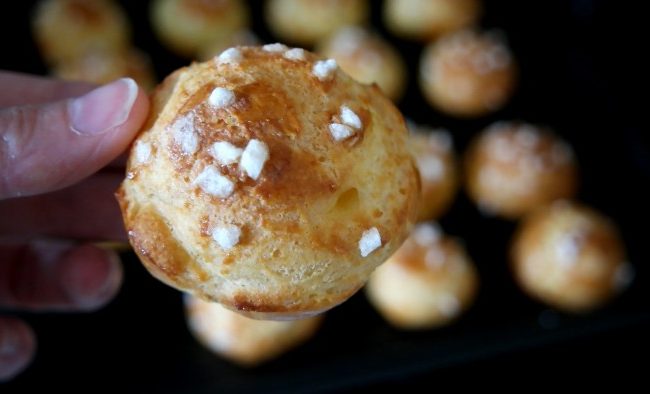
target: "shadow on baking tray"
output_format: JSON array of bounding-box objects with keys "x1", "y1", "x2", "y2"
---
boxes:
[{"x1": 1, "y1": 0, "x2": 648, "y2": 392}]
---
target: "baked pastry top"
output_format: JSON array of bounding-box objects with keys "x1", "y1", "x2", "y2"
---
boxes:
[{"x1": 118, "y1": 45, "x2": 419, "y2": 319}]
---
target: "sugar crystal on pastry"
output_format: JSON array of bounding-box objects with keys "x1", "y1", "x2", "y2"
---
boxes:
[
  {"x1": 359, "y1": 227, "x2": 382, "y2": 257},
  {"x1": 194, "y1": 166, "x2": 234, "y2": 198},
  {"x1": 239, "y1": 139, "x2": 269, "y2": 180},
  {"x1": 262, "y1": 43, "x2": 288, "y2": 53},
  {"x1": 312, "y1": 59, "x2": 338, "y2": 81},
  {"x1": 135, "y1": 141, "x2": 152, "y2": 164},
  {"x1": 208, "y1": 87, "x2": 236, "y2": 108},
  {"x1": 329, "y1": 123, "x2": 354, "y2": 141},
  {"x1": 211, "y1": 141, "x2": 243, "y2": 165},
  {"x1": 212, "y1": 225, "x2": 242, "y2": 250},
  {"x1": 171, "y1": 114, "x2": 199, "y2": 155},
  {"x1": 283, "y1": 48, "x2": 306, "y2": 60},
  {"x1": 340, "y1": 105, "x2": 362, "y2": 129},
  {"x1": 217, "y1": 47, "x2": 243, "y2": 64}
]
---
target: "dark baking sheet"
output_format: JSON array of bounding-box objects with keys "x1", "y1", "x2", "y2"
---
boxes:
[{"x1": 2, "y1": 0, "x2": 649, "y2": 391}]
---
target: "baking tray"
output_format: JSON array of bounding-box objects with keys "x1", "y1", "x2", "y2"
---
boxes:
[{"x1": 2, "y1": 0, "x2": 649, "y2": 391}]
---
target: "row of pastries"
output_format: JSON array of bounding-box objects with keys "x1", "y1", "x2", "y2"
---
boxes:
[
  {"x1": 185, "y1": 116, "x2": 632, "y2": 364},
  {"x1": 29, "y1": 0, "x2": 633, "y2": 367},
  {"x1": 31, "y1": 0, "x2": 516, "y2": 115},
  {"x1": 180, "y1": 115, "x2": 634, "y2": 365}
]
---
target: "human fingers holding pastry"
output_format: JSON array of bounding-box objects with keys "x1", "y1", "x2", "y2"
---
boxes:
[{"x1": 0, "y1": 72, "x2": 150, "y2": 381}]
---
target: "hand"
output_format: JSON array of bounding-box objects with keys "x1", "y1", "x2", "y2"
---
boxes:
[{"x1": 0, "y1": 71, "x2": 149, "y2": 381}]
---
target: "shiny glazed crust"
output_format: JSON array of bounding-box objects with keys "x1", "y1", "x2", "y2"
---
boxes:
[{"x1": 118, "y1": 46, "x2": 419, "y2": 319}]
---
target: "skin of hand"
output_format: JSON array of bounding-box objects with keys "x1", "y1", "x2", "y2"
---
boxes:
[{"x1": 0, "y1": 71, "x2": 150, "y2": 382}]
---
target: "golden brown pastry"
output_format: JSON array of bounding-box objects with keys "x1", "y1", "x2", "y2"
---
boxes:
[
  {"x1": 366, "y1": 223, "x2": 478, "y2": 329},
  {"x1": 464, "y1": 121, "x2": 578, "y2": 219},
  {"x1": 511, "y1": 201, "x2": 633, "y2": 313},
  {"x1": 150, "y1": 0, "x2": 250, "y2": 58},
  {"x1": 117, "y1": 46, "x2": 419, "y2": 320},
  {"x1": 185, "y1": 295, "x2": 323, "y2": 366},
  {"x1": 384, "y1": 0, "x2": 482, "y2": 41},
  {"x1": 419, "y1": 29, "x2": 516, "y2": 117},
  {"x1": 408, "y1": 123, "x2": 457, "y2": 221},
  {"x1": 317, "y1": 26, "x2": 407, "y2": 101},
  {"x1": 265, "y1": 0, "x2": 369, "y2": 46},
  {"x1": 53, "y1": 48, "x2": 157, "y2": 91},
  {"x1": 32, "y1": 0, "x2": 131, "y2": 66}
]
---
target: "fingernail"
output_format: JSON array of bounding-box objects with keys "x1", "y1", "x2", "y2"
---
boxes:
[
  {"x1": 0, "y1": 326, "x2": 18, "y2": 357},
  {"x1": 68, "y1": 248, "x2": 123, "y2": 311},
  {"x1": 0, "y1": 318, "x2": 35, "y2": 382},
  {"x1": 68, "y1": 78, "x2": 138, "y2": 136},
  {"x1": 96, "y1": 249, "x2": 124, "y2": 302}
]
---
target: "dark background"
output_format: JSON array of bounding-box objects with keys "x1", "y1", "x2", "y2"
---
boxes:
[{"x1": 1, "y1": 0, "x2": 649, "y2": 391}]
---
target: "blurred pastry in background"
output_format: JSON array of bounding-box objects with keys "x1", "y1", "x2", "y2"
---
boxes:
[
  {"x1": 464, "y1": 121, "x2": 578, "y2": 219},
  {"x1": 419, "y1": 29, "x2": 516, "y2": 117},
  {"x1": 32, "y1": 0, "x2": 131, "y2": 66},
  {"x1": 316, "y1": 26, "x2": 407, "y2": 101},
  {"x1": 511, "y1": 201, "x2": 633, "y2": 313},
  {"x1": 53, "y1": 47, "x2": 157, "y2": 91},
  {"x1": 383, "y1": 0, "x2": 482, "y2": 41},
  {"x1": 366, "y1": 223, "x2": 478, "y2": 329},
  {"x1": 150, "y1": 0, "x2": 250, "y2": 58},
  {"x1": 197, "y1": 29, "x2": 260, "y2": 61},
  {"x1": 407, "y1": 124, "x2": 458, "y2": 221},
  {"x1": 265, "y1": 0, "x2": 369, "y2": 47},
  {"x1": 185, "y1": 295, "x2": 323, "y2": 366}
]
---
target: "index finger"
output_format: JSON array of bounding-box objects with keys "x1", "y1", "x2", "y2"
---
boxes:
[{"x1": 0, "y1": 71, "x2": 95, "y2": 107}]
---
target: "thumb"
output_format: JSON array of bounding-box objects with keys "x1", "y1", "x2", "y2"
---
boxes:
[{"x1": 0, "y1": 77, "x2": 149, "y2": 199}]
